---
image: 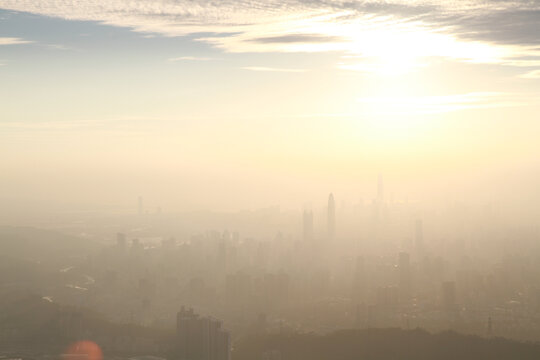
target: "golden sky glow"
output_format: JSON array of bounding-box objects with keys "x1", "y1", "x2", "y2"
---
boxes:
[{"x1": 1, "y1": 1, "x2": 540, "y2": 210}]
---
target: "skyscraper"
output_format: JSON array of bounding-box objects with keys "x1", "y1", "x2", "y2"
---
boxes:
[
  {"x1": 177, "y1": 307, "x2": 231, "y2": 360},
  {"x1": 415, "y1": 219, "x2": 424, "y2": 253},
  {"x1": 116, "y1": 233, "x2": 126, "y2": 250},
  {"x1": 138, "y1": 196, "x2": 143, "y2": 215},
  {"x1": 327, "y1": 193, "x2": 335, "y2": 240},
  {"x1": 441, "y1": 281, "x2": 457, "y2": 312},
  {"x1": 377, "y1": 173, "x2": 384, "y2": 202},
  {"x1": 303, "y1": 209, "x2": 314, "y2": 241},
  {"x1": 398, "y1": 252, "x2": 412, "y2": 304}
]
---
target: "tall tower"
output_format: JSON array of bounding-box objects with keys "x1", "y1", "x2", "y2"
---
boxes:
[
  {"x1": 177, "y1": 306, "x2": 231, "y2": 360},
  {"x1": 377, "y1": 174, "x2": 384, "y2": 202},
  {"x1": 398, "y1": 252, "x2": 411, "y2": 304},
  {"x1": 415, "y1": 219, "x2": 423, "y2": 253},
  {"x1": 327, "y1": 193, "x2": 336, "y2": 240},
  {"x1": 138, "y1": 196, "x2": 143, "y2": 215},
  {"x1": 441, "y1": 281, "x2": 457, "y2": 312},
  {"x1": 303, "y1": 210, "x2": 314, "y2": 241}
]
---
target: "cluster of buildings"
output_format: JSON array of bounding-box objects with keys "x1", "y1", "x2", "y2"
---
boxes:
[
  {"x1": 42, "y1": 181, "x2": 540, "y2": 344},
  {"x1": 176, "y1": 307, "x2": 230, "y2": 360}
]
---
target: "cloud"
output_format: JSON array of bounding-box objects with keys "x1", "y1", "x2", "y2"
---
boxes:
[
  {"x1": 2, "y1": 1, "x2": 540, "y2": 68},
  {"x1": 241, "y1": 66, "x2": 306, "y2": 72},
  {"x1": 435, "y1": 9, "x2": 540, "y2": 47},
  {"x1": 43, "y1": 43, "x2": 70, "y2": 50},
  {"x1": 356, "y1": 92, "x2": 526, "y2": 115},
  {"x1": 0, "y1": 37, "x2": 32, "y2": 45},
  {"x1": 519, "y1": 69, "x2": 540, "y2": 79},
  {"x1": 169, "y1": 56, "x2": 212, "y2": 61},
  {"x1": 248, "y1": 33, "x2": 343, "y2": 44},
  {"x1": 0, "y1": 116, "x2": 165, "y2": 133}
]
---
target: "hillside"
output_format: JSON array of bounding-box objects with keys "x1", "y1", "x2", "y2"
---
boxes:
[
  {"x1": 0, "y1": 292, "x2": 174, "y2": 356},
  {"x1": 233, "y1": 328, "x2": 540, "y2": 360},
  {"x1": 0, "y1": 226, "x2": 100, "y2": 263}
]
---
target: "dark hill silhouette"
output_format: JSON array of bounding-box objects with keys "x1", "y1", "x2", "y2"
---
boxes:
[
  {"x1": 0, "y1": 226, "x2": 100, "y2": 263},
  {"x1": 0, "y1": 291, "x2": 173, "y2": 355},
  {"x1": 233, "y1": 328, "x2": 540, "y2": 360}
]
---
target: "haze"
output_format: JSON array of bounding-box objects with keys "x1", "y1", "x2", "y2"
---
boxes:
[
  {"x1": 1, "y1": 1, "x2": 540, "y2": 216},
  {"x1": 1, "y1": 1, "x2": 540, "y2": 360}
]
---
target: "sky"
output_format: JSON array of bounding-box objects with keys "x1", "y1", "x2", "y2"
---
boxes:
[{"x1": 1, "y1": 1, "x2": 540, "y2": 213}]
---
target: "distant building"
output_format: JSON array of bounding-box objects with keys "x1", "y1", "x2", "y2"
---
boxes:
[
  {"x1": 116, "y1": 233, "x2": 126, "y2": 249},
  {"x1": 352, "y1": 256, "x2": 367, "y2": 303},
  {"x1": 57, "y1": 310, "x2": 83, "y2": 341},
  {"x1": 415, "y1": 219, "x2": 424, "y2": 253},
  {"x1": 303, "y1": 210, "x2": 314, "y2": 241},
  {"x1": 398, "y1": 252, "x2": 412, "y2": 304},
  {"x1": 327, "y1": 193, "x2": 336, "y2": 240},
  {"x1": 441, "y1": 281, "x2": 457, "y2": 312},
  {"x1": 376, "y1": 286, "x2": 399, "y2": 311},
  {"x1": 131, "y1": 238, "x2": 143, "y2": 252},
  {"x1": 176, "y1": 307, "x2": 230, "y2": 360},
  {"x1": 377, "y1": 174, "x2": 384, "y2": 202}
]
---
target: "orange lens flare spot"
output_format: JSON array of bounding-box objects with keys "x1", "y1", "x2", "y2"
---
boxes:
[{"x1": 63, "y1": 341, "x2": 103, "y2": 360}]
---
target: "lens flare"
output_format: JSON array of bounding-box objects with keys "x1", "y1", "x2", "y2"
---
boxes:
[{"x1": 63, "y1": 341, "x2": 103, "y2": 360}]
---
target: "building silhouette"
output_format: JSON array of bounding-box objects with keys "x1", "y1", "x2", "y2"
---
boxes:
[
  {"x1": 377, "y1": 174, "x2": 384, "y2": 202},
  {"x1": 176, "y1": 307, "x2": 230, "y2": 360},
  {"x1": 116, "y1": 232, "x2": 126, "y2": 251},
  {"x1": 415, "y1": 219, "x2": 424, "y2": 254},
  {"x1": 441, "y1": 281, "x2": 457, "y2": 312},
  {"x1": 398, "y1": 252, "x2": 412, "y2": 304},
  {"x1": 138, "y1": 196, "x2": 143, "y2": 215},
  {"x1": 303, "y1": 209, "x2": 314, "y2": 241},
  {"x1": 327, "y1": 193, "x2": 335, "y2": 240}
]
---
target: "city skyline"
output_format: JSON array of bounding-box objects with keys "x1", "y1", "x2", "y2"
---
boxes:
[
  {"x1": 1, "y1": 1, "x2": 540, "y2": 213},
  {"x1": 3, "y1": 2, "x2": 540, "y2": 360}
]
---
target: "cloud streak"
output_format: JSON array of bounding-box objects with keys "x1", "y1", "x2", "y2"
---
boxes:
[
  {"x1": 169, "y1": 56, "x2": 212, "y2": 61},
  {"x1": 356, "y1": 92, "x2": 527, "y2": 115},
  {"x1": 0, "y1": 37, "x2": 32, "y2": 45},
  {"x1": 519, "y1": 70, "x2": 540, "y2": 79},
  {"x1": 2, "y1": 1, "x2": 540, "y2": 69},
  {"x1": 241, "y1": 66, "x2": 306, "y2": 72}
]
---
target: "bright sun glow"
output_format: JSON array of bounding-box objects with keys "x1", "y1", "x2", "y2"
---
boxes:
[
  {"x1": 201, "y1": 11, "x2": 516, "y2": 76},
  {"x1": 336, "y1": 17, "x2": 511, "y2": 76}
]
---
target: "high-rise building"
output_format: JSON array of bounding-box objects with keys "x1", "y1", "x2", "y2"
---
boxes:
[
  {"x1": 377, "y1": 173, "x2": 384, "y2": 202},
  {"x1": 398, "y1": 252, "x2": 412, "y2": 303},
  {"x1": 352, "y1": 256, "x2": 366, "y2": 303},
  {"x1": 116, "y1": 233, "x2": 126, "y2": 249},
  {"x1": 376, "y1": 286, "x2": 399, "y2": 310},
  {"x1": 327, "y1": 193, "x2": 335, "y2": 240},
  {"x1": 177, "y1": 307, "x2": 231, "y2": 360},
  {"x1": 441, "y1": 281, "x2": 457, "y2": 312},
  {"x1": 138, "y1": 196, "x2": 143, "y2": 215},
  {"x1": 415, "y1": 219, "x2": 424, "y2": 253},
  {"x1": 303, "y1": 209, "x2": 314, "y2": 241}
]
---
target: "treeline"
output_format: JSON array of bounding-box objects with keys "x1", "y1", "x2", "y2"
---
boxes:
[
  {"x1": 0, "y1": 292, "x2": 174, "y2": 355},
  {"x1": 232, "y1": 328, "x2": 540, "y2": 360}
]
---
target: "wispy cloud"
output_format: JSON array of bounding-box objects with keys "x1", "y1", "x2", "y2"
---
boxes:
[
  {"x1": 0, "y1": 37, "x2": 32, "y2": 45},
  {"x1": 0, "y1": 116, "x2": 165, "y2": 133},
  {"x1": 169, "y1": 56, "x2": 212, "y2": 62},
  {"x1": 248, "y1": 34, "x2": 344, "y2": 44},
  {"x1": 2, "y1": 1, "x2": 540, "y2": 70},
  {"x1": 519, "y1": 69, "x2": 540, "y2": 79},
  {"x1": 43, "y1": 43, "x2": 70, "y2": 50},
  {"x1": 356, "y1": 92, "x2": 526, "y2": 115},
  {"x1": 241, "y1": 66, "x2": 306, "y2": 73}
]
